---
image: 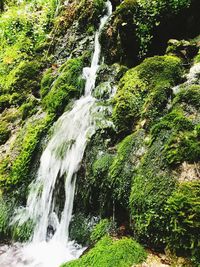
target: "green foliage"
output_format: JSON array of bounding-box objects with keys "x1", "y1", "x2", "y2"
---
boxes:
[
  {"x1": 0, "y1": 0, "x2": 57, "y2": 114},
  {"x1": 62, "y1": 235, "x2": 147, "y2": 267},
  {"x1": 101, "y1": 0, "x2": 192, "y2": 63},
  {"x1": 69, "y1": 213, "x2": 93, "y2": 246},
  {"x1": 90, "y1": 219, "x2": 114, "y2": 243},
  {"x1": 11, "y1": 219, "x2": 34, "y2": 242},
  {"x1": 42, "y1": 57, "x2": 85, "y2": 115},
  {"x1": 165, "y1": 182, "x2": 200, "y2": 264},
  {"x1": 0, "y1": 120, "x2": 11, "y2": 145},
  {"x1": 113, "y1": 56, "x2": 183, "y2": 134},
  {"x1": 0, "y1": 196, "x2": 12, "y2": 239}
]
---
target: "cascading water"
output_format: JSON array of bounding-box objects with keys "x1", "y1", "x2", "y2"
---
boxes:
[{"x1": 0, "y1": 1, "x2": 112, "y2": 266}]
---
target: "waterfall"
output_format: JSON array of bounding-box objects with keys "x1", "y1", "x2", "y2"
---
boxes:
[{"x1": 0, "y1": 1, "x2": 112, "y2": 267}]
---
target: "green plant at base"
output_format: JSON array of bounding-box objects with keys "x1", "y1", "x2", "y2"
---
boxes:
[
  {"x1": 90, "y1": 219, "x2": 114, "y2": 243},
  {"x1": 61, "y1": 235, "x2": 147, "y2": 267},
  {"x1": 0, "y1": 196, "x2": 13, "y2": 239},
  {"x1": 11, "y1": 219, "x2": 34, "y2": 242}
]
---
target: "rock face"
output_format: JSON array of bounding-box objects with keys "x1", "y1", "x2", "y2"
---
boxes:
[{"x1": 0, "y1": 0, "x2": 200, "y2": 266}]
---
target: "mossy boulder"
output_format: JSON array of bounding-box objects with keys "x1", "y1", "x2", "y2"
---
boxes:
[
  {"x1": 113, "y1": 55, "x2": 183, "y2": 135},
  {"x1": 3, "y1": 60, "x2": 42, "y2": 96},
  {"x1": 61, "y1": 235, "x2": 147, "y2": 267},
  {"x1": 42, "y1": 57, "x2": 85, "y2": 116},
  {"x1": 109, "y1": 130, "x2": 146, "y2": 209},
  {"x1": 0, "y1": 115, "x2": 53, "y2": 199},
  {"x1": 129, "y1": 132, "x2": 177, "y2": 249}
]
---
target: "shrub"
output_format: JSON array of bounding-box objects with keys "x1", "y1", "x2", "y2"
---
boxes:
[
  {"x1": 69, "y1": 213, "x2": 93, "y2": 246},
  {"x1": 11, "y1": 219, "x2": 34, "y2": 242},
  {"x1": 90, "y1": 219, "x2": 115, "y2": 243}
]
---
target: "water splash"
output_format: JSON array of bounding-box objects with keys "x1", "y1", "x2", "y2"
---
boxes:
[{"x1": 0, "y1": 1, "x2": 112, "y2": 266}]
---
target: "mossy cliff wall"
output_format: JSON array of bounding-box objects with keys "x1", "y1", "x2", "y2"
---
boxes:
[{"x1": 0, "y1": 0, "x2": 200, "y2": 266}]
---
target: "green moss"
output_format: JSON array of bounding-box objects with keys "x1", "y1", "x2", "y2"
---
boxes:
[
  {"x1": 173, "y1": 85, "x2": 200, "y2": 111},
  {"x1": 62, "y1": 235, "x2": 147, "y2": 267},
  {"x1": 165, "y1": 181, "x2": 200, "y2": 264},
  {"x1": 40, "y1": 68, "x2": 56, "y2": 98},
  {"x1": 20, "y1": 98, "x2": 38, "y2": 120},
  {"x1": 0, "y1": 120, "x2": 11, "y2": 145},
  {"x1": 4, "y1": 60, "x2": 42, "y2": 94},
  {"x1": 77, "y1": 0, "x2": 106, "y2": 31},
  {"x1": 151, "y1": 106, "x2": 200, "y2": 165},
  {"x1": 92, "y1": 153, "x2": 114, "y2": 182},
  {"x1": 109, "y1": 130, "x2": 146, "y2": 207},
  {"x1": 164, "y1": 124, "x2": 200, "y2": 165},
  {"x1": 113, "y1": 56, "x2": 183, "y2": 134},
  {"x1": 0, "y1": 115, "x2": 53, "y2": 195},
  {"x1": 0, "y1": 94, "x2": 10, "y2": 112},
  {"x1": 129, "y1": 127, "x2": 177, "y2": 248},
  {"x1": 42, "y1": 57, "x2": 85, "y2": 116}
]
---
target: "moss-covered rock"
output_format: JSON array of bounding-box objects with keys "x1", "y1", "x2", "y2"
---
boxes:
[
  {"x1": 75, "y1": 129, "x2": 115, "y2": 216},
  {"x1": 109, "y1": 130, "x2": 146, "y2": 209},
  {"x1": 165, "y1": 181, "x2": 200, "y2": 264},
  {"x1": 113, "y1": 55, "x2": 183, "y2": 135},
  {"x1": 61, "y1": 235, "x2": 147, "y2": 267},
  {"x1": 129, "y1": 133, "x2": 177, "y2": 249},
  {"x1": 42, "y1": 57, "x2": 85, "y2": 116},
  {"x1": 0, "y1": 115, "x2": 53, "y2": 198}
]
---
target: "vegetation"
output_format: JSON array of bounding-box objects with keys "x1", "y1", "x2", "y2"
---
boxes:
[
  {"x1": 62, "y1": 235, "x2": 147, "y2": 267},
  {"x1": 101, "y1": 0, "x2": 199, "y2": 64},
  {"x1": 0, "y1": 0, "x2": 200, "y2": 266},
  {"x1": 165, "y1": 181, "x2": 200, "y2": 264},
  {"x1": 42, "y1": 57, "x2": 85, "y2": 116},
  {"x1": 113, "y1": 55, "x2": 183, "y2": 134}
]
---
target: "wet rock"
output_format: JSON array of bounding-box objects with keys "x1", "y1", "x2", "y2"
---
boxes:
[{"x1": 166, "y1": 39, "x2": 198, "y2": 62}]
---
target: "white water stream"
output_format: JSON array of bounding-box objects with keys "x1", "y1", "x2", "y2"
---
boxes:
[{"x1": 0, "y1": 1, "x2": 112, "y2": 266}]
